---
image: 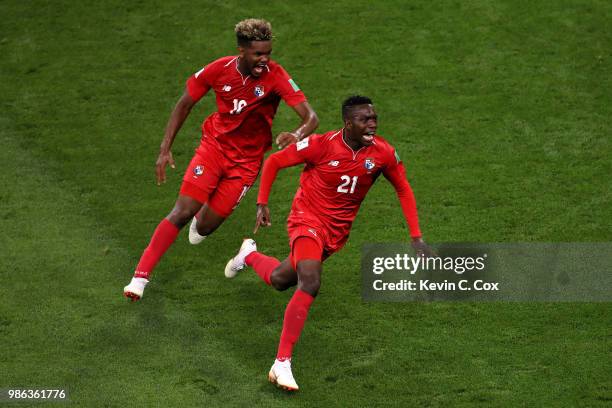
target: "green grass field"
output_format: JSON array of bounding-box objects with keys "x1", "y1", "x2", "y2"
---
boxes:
[{"x1": 1, "y1": 0, "x2": 611, "y2": 406}]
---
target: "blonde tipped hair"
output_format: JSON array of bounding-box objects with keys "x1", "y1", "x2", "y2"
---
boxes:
[{"x1": 235, "y1": 18, "x2": 273, "y2": 45}]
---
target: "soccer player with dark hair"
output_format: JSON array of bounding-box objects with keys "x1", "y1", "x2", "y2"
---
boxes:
[
  {"x1": 224, "y1": 95, "x2": 433, "y2": 390},
  {"x1": 124, "y1": 19, "x2": 318, "y2": 300}
]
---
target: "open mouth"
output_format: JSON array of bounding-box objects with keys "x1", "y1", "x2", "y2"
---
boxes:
[
  {"x1": 253, "y1": 64, "x2": 267, "y2": 75},
  {"x1": 362, "y1": 131, "x2": 375, "y2": 143}
]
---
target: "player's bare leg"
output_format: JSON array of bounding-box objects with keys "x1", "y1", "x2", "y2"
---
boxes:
[
  {"x1": 294, "y1": 259, "x2": 321, "y2": 297},
  {"x1": 189, "y1": 204, "x2": 226, "y2": 244},
  {"x1": 269, "y1": 259, "x2": 297, "y2": 291},
  {"x1": 167, "y1": 195, "x2": 204, "y2": 228},
  {"x1": 124, "y1": 194, "x2": 202, "y2": 301}
]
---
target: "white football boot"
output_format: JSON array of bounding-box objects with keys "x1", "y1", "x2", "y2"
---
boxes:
[
  {"x1": 268, "y1": 359, "x2": 299, "y2": 391},
  {"x1": 224, "y1": 239, "x2": 257, "y2": 278},
  {"x1": 123, "y1": 277, "x2": 149, "y2": 301},
  {"x1": 188, "y1": 217, "x2": 207, "y2": 245}
]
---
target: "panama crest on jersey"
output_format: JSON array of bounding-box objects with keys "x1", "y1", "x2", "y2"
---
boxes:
[
  {"x1": 193, "y1": 165, "x2": 204, "y2": 176},
  {"x1": 364, "y1": 158, "x2": 376, "y2": 170},
  {"x1": 254, "y1": 85, "x2": 265, "y2": 97}
]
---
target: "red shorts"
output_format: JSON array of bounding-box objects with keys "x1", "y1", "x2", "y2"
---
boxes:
[
  {"x1": 287, "y1": 222, "x2": 343, "y2": 269},
  {"x1": 287, "y1": 199, "x2": 350, "y2": 259},
  {"x1": 180, "y1": 142, "x2": 261, "y2": 218},
  {"x1": 289, "y1": 236, "x2": 323, "y2": 271}
]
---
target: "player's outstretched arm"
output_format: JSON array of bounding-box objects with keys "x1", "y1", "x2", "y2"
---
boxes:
[
  {"x1": 156, "y1": 90, "x2": 196, "y2": 185},
  {"x1": 383, "y1": 161, "x2": 435, "y2": 257},
  {"x1": 254, "y1": 146, "x2": 306, "y2": 233},
  {"x1": 275, "y1": 101, "x2": 318, "y2": 149}
]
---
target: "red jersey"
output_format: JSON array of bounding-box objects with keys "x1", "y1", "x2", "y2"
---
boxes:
[
  {"x1": 186, "y1": 56, "x2": 306, "y2": 163},
  {"x1": 258, "y1": 129, "x2": 422, "y2": 253}
]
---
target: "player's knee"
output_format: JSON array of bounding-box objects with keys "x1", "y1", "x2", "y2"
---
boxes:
[
  {"x1": 196, "y1": 206, "x2": 226, "y2": 235},
  {"x1": 298, "y1": 277, "x2": 320, "y2": 297},
  {"x1": 195, "y1": 215, "x2": 225, "y2": 235},
  {"x1": 270, "y1": 276, "x2": 292, "y2": 291},
  {"x1": 167, "y1": 204, "x2": 198, "y2": 228},
  {"x1": 296, "y1": 264, "x2": 321, "y2": 297},
  {"x1": 270, "y1": 270, "x2": 294, "y2": 291},
  {"x1": 196, "y1": 222, "x2": 218, "y2": 236}
]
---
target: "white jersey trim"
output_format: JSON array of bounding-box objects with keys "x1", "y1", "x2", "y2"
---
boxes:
[
  {"x1": 233, "y1": 57, "x2": 251, "y2": 85},
  {"x1": 224, "y1": 57, "x2": 238, "y2": 67},
  {"x1": 329, "y1": 130, "x2": 342, "y2": 140}
]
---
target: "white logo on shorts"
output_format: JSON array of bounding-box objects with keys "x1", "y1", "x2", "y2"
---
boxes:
[{"x1": 232, "y1": 185, "x2": 251, "y2": 210}]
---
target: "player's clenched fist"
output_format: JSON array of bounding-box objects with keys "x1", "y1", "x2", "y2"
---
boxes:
[{"x1": 276, "y1": 132, "x2": 299, "y2": 149}]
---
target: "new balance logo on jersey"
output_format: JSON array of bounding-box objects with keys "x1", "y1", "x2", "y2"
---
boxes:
[
  {"x1": 328, "y1": 160, "x2": 340, "y2": 167},
  {"x1": 223, "y1": 85, "x2": 232, "y2": 92}
]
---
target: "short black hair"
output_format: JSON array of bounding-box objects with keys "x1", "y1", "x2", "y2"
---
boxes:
[{"x1": 342, "y1": 95, "x2": 373, "y2": 120}]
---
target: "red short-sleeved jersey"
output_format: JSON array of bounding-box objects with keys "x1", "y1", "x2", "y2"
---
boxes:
[
  {"x1": 186, "y1": 56, "x2": 306, "y2": 162},
  {"x1": 287, "y1": 130, "x2": 405, "y2": 252}
]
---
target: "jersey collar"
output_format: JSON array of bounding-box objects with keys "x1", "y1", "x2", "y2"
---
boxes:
[
  {"x1": 234, "y1": 57, "x2": 251, "y2": 85},
  {"x1": 339, "y1": 128, "x2": 375, "y2": 160},
  {"x1": 232, "y1": 56, "x2": 271, "y2": 85}
]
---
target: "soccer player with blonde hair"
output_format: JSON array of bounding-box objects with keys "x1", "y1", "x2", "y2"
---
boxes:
[{"x1": 124, "y1": 19, "x2": 318, "y2": 300}]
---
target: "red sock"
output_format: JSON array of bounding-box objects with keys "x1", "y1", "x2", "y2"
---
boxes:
[
  {"x1": 245, "y1": 252, "x2": 279, "y2": 286},
  {"x1": 276, "y1": 289, "x2": 315, "y2": 360},
  {"x1": 134, "y1": 218, "x2": 180, "y2": 279}
]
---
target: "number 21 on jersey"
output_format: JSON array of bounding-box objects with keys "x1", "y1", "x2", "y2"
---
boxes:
[
  {"x1": 230, "y1": 99, "x2": 247, "y2": 114},
  {"x1": 337, "y1": 175, "x2": 358, "y2": 194}
]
